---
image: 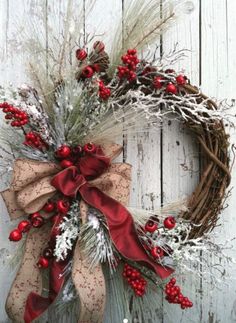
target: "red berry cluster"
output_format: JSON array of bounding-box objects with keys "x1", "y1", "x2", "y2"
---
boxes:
[
  {"x1": 98, "y1": 80, "x2": 111, "y2": 100},
  {"x1": 122, "y1": 263, "x2": 147, "y2": 297},
  {"x1": 55, "y1": 143, "x2": 97, "y2": 169},
  {"x1": 118, "y1": 49, "x2": 139, "y2": 82},
  {"x1": 43, "y1": 199, "x2": 70, "y2": 216},
  {"x1": 24, "y1": 131, "x2": 47, "y2": 150},
  {"x1": 9, "y1": 212, "x2": 45, "y2": 242},
  {"x1": 144, "y1": 216, "x2": 176, "y2": 233},
  {"x1": 153, "y1": 72, "x2": 187, "y2": 94},
  {"x1": 9, "y1": 198, "x2": 71, "y2": 243},
  {"x1": 0, "y1": 102, "x2": 28, "y2": 127},
  {"x1": 165, "y1": 278, "x2": 193, "y2": 310},
  {"x1": 78, "y1": 41, "x2": 106, "y2": 78}
]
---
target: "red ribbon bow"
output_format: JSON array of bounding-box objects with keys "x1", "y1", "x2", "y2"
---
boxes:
[
  {"x1": 24, "y1": 147, "x2": 172, "y2": 322},
  {"x1": 52, "y1": 148, "x2": 172, "y2": 278}
]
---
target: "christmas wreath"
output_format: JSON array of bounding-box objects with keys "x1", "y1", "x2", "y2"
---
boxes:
[{"x1": 0, "y1": 1, "x2": 233, "y2": 322}]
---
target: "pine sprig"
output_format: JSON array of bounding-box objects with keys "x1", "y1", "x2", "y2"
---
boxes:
[{"x1": 54, "y1": 202, "x2": 80, "y2": 261}]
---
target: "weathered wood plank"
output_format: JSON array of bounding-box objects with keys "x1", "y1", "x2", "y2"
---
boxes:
[
  {"x1": 0, "y1": 1, "x2": 36, "y2": 321},
  {"x1": 200, "y1": 1, "x2": 236, "y2": 322},
  {"x1": 161, "y1": 1, "x2": 202, "y2": 322}
]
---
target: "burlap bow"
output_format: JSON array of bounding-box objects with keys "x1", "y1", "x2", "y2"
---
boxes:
[{"x1": 1, "y1": 143, "x2": 131, "y2": 323}]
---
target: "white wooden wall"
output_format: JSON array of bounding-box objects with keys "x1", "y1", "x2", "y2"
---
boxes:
[{"x1": 0, "y1": 1, "x2": 236, "y2": 322}]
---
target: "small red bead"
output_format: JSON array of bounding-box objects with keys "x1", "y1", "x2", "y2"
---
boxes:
[
  {"x1": 29, "y1": 212, "x2": 41, "y2": 221},
  {"x1": 151, "y1": 246, "x2": 164, "y2": 258},
  {"x1": 83, "y1": 143, "x2": 96, "y2": 154},
  {"x1": 165, "y1": 69, "x2": 175, "y2": 74},
  {"x1": 9, "y1": 229, "x2": 22, "y2": 241},
  {"x1": 76, "y1": 48, "x2": 87, "y2": 61},
  {"x1": 153, "y1": 76, "x2": 164, "y2": 89},
  {"x1": 43, "y1": 247, "x2": 54, "y2": 259},
  {"x1": 37, "y1": 256, "x2": 49, "y2": 269},
  {"x1": 57, "y1": 200, "x2": 70, "y2": 214},
  {"x1": 55, "y1": 145, "x2": 71, "y2": 159},
  {"x1": 32, "y1": 215, "x2": 45, "y2": 228},
  {"x1": 144, "y1": 220, "x2": 158, "y2": 233},
  {"x1": 60, "y1": 159, "x2": 74, "y2": 168},
  {"x1": 82, "y1": 66, "x2": 94, "y2": 78},
  {"x1": 43, "y1": 201, "x2": 55, "y2": 213},
  {"x1": 73, "y1": 144, "x2": 83, "y2": 156},
  {"x1": 93, "y1": 41, "x2": 105, "y2": 53},
  {"x1": 176, "y1": 74, "x2": 187, "y2": 85},
  {"x1": 18, "y1": 220, "x2": 31, "y2": 233},
  {"x1": 164, "y1": 216, "x2": 176, "y2": 229},
  {"x1": 92, "y1": 63, "x2": 100, "y2": 72},
  {"x1": 166, "y1": 83, "x2": 177, "y2": 94}
]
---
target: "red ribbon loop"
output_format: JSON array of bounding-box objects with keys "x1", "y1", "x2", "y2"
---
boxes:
[{"x1": 51, "y1": 154, "x2": 173, "y2": 280}]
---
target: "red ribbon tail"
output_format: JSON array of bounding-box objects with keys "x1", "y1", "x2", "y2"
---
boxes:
[
  {"x1": 78, "y1": 183, "x2": 173, "y2": 279},
  {"x1": 24, "y1": 259, "x2": 67, "y2": 323},
  {"x1": 24, "y1": 215, "x2": 70, "y2": 323}
]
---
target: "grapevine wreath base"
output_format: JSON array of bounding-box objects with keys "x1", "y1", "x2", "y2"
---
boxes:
[{"x1": 0, "y1": 1, "x2": 233, "y2": 322}]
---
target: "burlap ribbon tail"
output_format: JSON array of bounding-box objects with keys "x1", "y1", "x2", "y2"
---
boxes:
[{"x1": 1, "y1": 143, "x2": 131, "y2": 323}]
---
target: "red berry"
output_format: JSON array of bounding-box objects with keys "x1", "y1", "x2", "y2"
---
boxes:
[
  {"x1": 176, "y1": 74, "x2": 187, "y2": 85},
  {"x1": 81, "y1": 66, "x2": 94, "y2": 78},
  {"x1": 93, "y1": 41, "x2": 105, "y2": 53},
  {"x1": 18, "y1": 220, "x2": 31, "y2": 233},
  {"x1": 73, "y1": 144, "x2": 83, "y2": 156},
  {"x1": 127, "y1": 49, "x2": 137, "y2": 55},
  {"x1": 83, "y1": 142, "x2": 96, "y2": 154},
  {"x1": 60, "y1": 159, "x2": 74, "y2": 168},
  {"x1": 43, "y1": 201, "x2": 55, "y2": 213},
  {"x1": 43, "y1": 247, "x2": 53, "y2": 259},
  {"x1": 55, "y1": 145, "x2": 71, "y2": 159},
  {"x1": 9, "y1": 229, "x2": 22, "y2": 241},
  {"x1": 32, "y1": 215, "x2": 44, "y2": 228},
  {"x1": 76, "y1": 48, "x2": 87, "y2": 61},
  {"x1": 153, "y1": 76, "x2": 164, "y2": 89},
  {"x1": 57, "y1": 200, "x2": 70, "y2": 214},
  {"x1": 144, "y1": 220, "x2": 158, "y2": 233},
  {"x1": 92, "y1": 64, "x2": 100, "y2": 72},
  {"x1": 29, "y1": 212, "x2": 41, "y2": 221},
  {"x1": 164, "y1": 216, "x2": 176, "y2": 229},
  {"x1": 37, "y1": 256, "x2": 49, "y2": 269},
  {"x1": 165, "y1": 69, "x2": 175, "y2": 74},
  {"x1": 166, "y1": 83, "x2": 177, "y2": 94},
  {"x1": 151, "y1": 246, "x2": 164, "y2": 258}
]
